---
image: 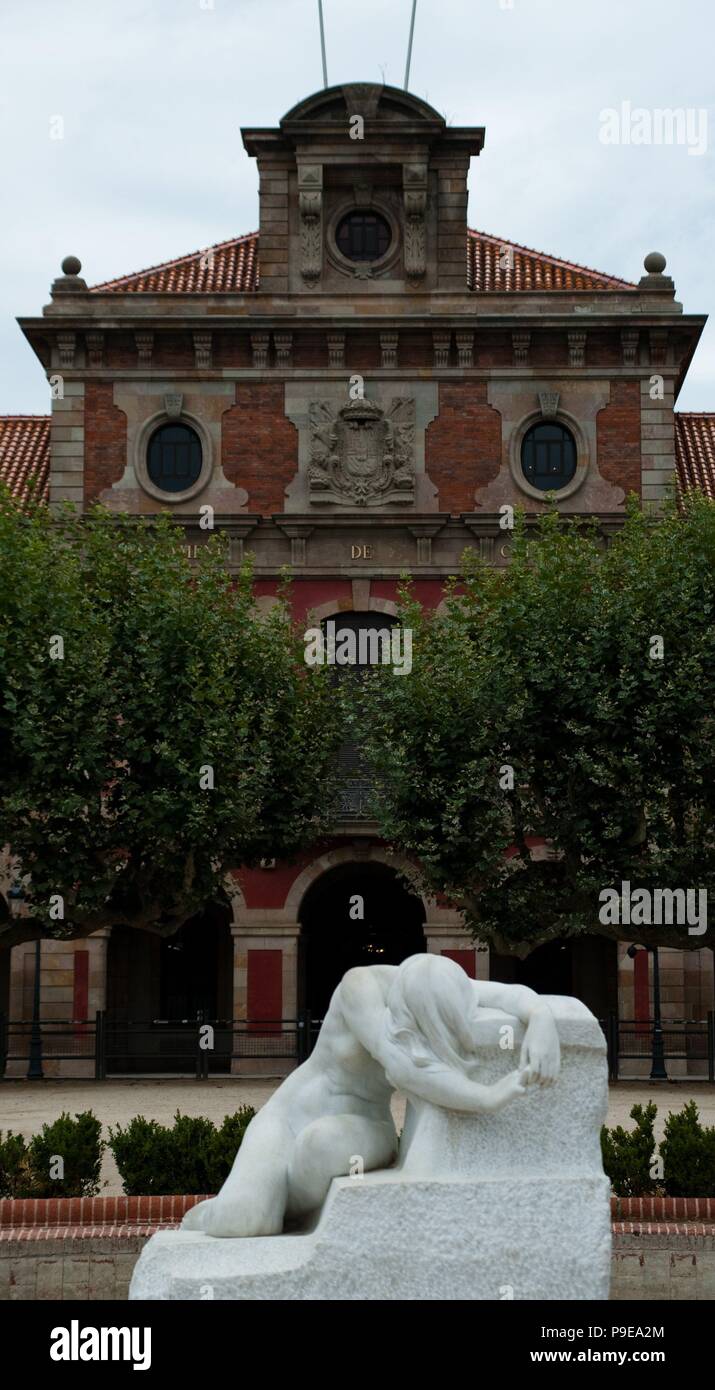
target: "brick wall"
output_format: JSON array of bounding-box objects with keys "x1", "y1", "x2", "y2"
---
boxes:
[
  {"x1": 222, "y1": 382, "x2": 298, "y2": 512},
  {"x1": 2, "y1": 1195, "x2": 714, "y2": 1300},
  {"x1": 84, "y1": 383, "x2": 127, "y2": 504},
  {"x1": 597, "y1": 380, "x2": 642, "y2": 498},
  {"x1": 425, "y1": 383, "x2": 502, "y2": 512}
]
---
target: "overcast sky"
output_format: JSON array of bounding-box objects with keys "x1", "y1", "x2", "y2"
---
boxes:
[{"x1": 1, "y1": 0, "x2": 712, "y2": 413}]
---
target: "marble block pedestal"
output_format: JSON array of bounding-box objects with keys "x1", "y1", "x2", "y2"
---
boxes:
[{"x1": 130, "y1": 996, "x2": 611, "y2": 1301}]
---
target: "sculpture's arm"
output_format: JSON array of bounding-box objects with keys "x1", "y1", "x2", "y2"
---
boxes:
[
  {"x1": 339, "y1": 968, "x2": 526, "y2": 1115},
  {"x1": 472, "y1": 981, "x2": 560, "y2": 1085},
  {"x1": 383, "y1": 1052, "x2": 528, "y2": 1115}
]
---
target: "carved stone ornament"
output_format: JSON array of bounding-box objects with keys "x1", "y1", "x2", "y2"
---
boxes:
[
  {"x1": 308, "y1": 396, "x2": 416, "y2": 507},
  {"x1": 298, "y1": 165, "x2": 323, "y2": 286},
  {"x1": 164, "y1": 392, "x2": 183, "y2": 418},
  {"x1": 538, "y1": 391, "x2": 560, "y2": 419},
  {"x1": 403, "y1": 163, "x2": 428, "y2": 281}
]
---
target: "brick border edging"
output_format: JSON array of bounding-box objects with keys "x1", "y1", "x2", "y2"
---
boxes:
[
  {"x1": 2, "y1": 1194, "x2": 714, "y2": 1229},
  {"x1": 612, "y1": 1197, "x2": 715, "y2": 1221},
  {"x1": 0, "y1": 1195, "x2": 210, "y2": 1227}
]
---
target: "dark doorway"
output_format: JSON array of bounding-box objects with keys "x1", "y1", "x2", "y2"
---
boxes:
[
  {"x1": 105, "y1": 904, "x2": 233, "y2": 1073},
  {"x1": 489, "y1": 935, "x2": 618, "y2": 1020},
  {"x1": 299, "y1": 861, "x2": 425, "y2": 1020}
]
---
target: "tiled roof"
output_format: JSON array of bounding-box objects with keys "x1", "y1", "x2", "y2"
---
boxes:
[
  {"x1": 0, "y1": 416, "x2": 50, "y2": 505},
  {"x1": 674, "y1": 413, "x2": 715, "y2": 501},
  {"x1": 89, "y1": 228, "x2": 635, "y2": 295},
  {"x1": 467, "y1": 229, "x2": 635, "y2": 292},
  {"x1": 90, "y1": 232, "x2": 259, "y2": 294}
]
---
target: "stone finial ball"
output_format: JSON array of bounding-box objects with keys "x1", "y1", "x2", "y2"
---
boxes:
[
  {"x1": 644, "y1": 252, "x2": 666, "y2": 274},
  {"x1": 61, "y1": 255, "x2": 82, "y2": 276}
]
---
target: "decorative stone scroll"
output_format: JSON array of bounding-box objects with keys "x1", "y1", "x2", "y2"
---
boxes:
[
  {"x1": 403, "y1": 163, "x2": 428, "y2": 281},
  {"x1": 298, "y1": 165, "x2": 323, "y2": 286},
  {"x1": 308, "y1": 396, "x2": 415, "y2": 506}
]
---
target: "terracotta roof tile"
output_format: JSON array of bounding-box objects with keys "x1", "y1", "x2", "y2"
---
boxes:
[
  {"x1": 468, "y1": 228, "x2": 635, "y2": 291},
  {"x1": 675, "y1": 413, "x2": 715, "y2": 501},
  {"x1": 90, "y1": 232, "x2": 259, "y2": 294},
  {"x1": 89, "y1": 229, "x2": 635, "y2": 295},
  {"x1": 0, "y1": 416, "x2": 50, "y2": 505}
]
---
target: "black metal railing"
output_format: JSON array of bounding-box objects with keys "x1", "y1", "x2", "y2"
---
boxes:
[
  {"x1": 598, "y1": 1013, "x2": 715, "y2": 1083},
  {"x1": 0, "y1": 1012, "x2": 324, "y2": 1080},
  {"x1": 1, "y1": 1010, "x2": 713, "y2": 1081}
]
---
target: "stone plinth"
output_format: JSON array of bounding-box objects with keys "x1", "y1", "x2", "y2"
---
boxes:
[{"x1": 130, "y1": 996, "x2": 611, "y2": 1301}]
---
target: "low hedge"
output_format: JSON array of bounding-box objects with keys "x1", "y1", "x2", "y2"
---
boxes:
[
  {"x1": 0, "y1": 1111, "x2": 103, "y2": 1197},
  {"x1": 108, "y1": 1107, "x2": 255, "y2": 1196},
  {"x1": 601, "y1": 1100, "x2": 715, "y2": 1197},
  {"x1": 3, "y1": 1101, "x2": 713, "y2": 1199},
  {"x1": 0, "y1": 1106, "x2": 255, "y2": 1199}
]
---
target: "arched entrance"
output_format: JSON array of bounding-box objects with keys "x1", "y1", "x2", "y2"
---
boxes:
[
  {"x1": 106, "y1": 903, "x2": 233, "y2": 1073},
  {"x1": 298, "y1": 861, "x2": 426, "y2": 1019},
  {"x1": 490, "y1": 935, "x2": 618, "y2": 1020}
]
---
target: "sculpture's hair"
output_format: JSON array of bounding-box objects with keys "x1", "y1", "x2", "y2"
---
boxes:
[{"x1": 382, "y1": 954, "x2": 477, "y2": 1083}]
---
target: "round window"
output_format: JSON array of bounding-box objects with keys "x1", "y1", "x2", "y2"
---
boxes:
[
  {"x1": 147, "y1": 423, "x2": 203, "y2": 494},
  {"x1": 521, "y1": 422, "x2": 577, "y2": 492},
  {"x1": 335, "y1": 210, "x2": 392, "y2": 263}
]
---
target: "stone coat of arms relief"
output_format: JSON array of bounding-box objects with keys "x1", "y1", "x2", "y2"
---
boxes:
[{"x1": 308, "y1": 397, "x2": 416, "y2": 506}]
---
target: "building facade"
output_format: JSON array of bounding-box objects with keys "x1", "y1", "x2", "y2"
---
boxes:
[{"x1": 1, "y1": 83, "x2": 714, "y2": 1075}]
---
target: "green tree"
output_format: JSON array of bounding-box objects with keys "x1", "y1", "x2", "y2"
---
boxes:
[
  {"x1": 0, "y1": 494, "x2": 345, "y2": 947},
  {"x1": 358, "y1": 495, "x2": 715, "y2": 952}
]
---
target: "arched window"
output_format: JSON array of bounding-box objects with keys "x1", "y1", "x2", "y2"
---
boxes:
[
  {"x1": 521, "y1": 421, "x2": 577, "y2": 491},
  {"x1": 335, "y1": 210, "x2": 392, "y2": 263},
  {"x1": 147, "y1": 422, "x2": 203, "y2": 493}
]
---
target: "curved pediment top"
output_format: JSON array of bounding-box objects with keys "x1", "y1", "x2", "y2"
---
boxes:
[{"x1": 281, "y1": 82, "x2": 446, "y2": 128}]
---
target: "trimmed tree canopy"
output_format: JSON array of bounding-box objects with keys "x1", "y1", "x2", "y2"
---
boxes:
[
  {"x1": 0, "y1": 496, "x2": 345, "y2": 947},
  {"x1": 359, "y1": 498, "x2": 715, "y2": 953}
]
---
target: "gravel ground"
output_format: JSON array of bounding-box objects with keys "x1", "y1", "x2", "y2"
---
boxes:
[{"x1": 1, "y1": 1078, "x2": 714, "y2": 1196}]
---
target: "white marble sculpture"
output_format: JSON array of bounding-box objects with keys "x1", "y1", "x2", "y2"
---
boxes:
[
  {"x1": 132, "y1": 955, "x2": 611, "y2": 1299},
  {"x1": 181, "y1": 953, "x2": 561, "y2": 1239}
]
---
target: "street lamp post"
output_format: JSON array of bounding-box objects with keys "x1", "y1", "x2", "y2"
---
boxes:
[
  {"x1": 28, "y1": 937, "x2": 44, "y2": 1080},
  {"x1": 649, "y1": 946, "x2": 667, "y2": 1080},
  {"x1": 628, "y1": 943, "x2": 667, "y2": 1080}
]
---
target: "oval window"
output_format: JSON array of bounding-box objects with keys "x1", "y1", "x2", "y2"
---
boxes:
[
  {"x1": 147, "y1": 423, "x2": 203, "y2": 494},
  {"x1": 521, "y1": 422, "x2": 577, "y2": 491}
]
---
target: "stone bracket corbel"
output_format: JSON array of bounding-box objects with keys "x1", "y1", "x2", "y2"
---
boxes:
[
  {"x1": 226, "y1": 520, "x2": 259, "y2": 567},
  {"x1": 135, "y1": 331, "x2": 154, "y2": 368},
  {"x1": 85, "y1": 331, "x2": 104, "y2": 369},
  {"x1": 408, "y1": 521, "x2": 447, "y2": 566},
  {"x1": 193, "y1": 332, "x2": 212, "y2": 370},
  {"x1": 403, "y1": 163, "x2": 428, "y2": 281},
  {"x1": 57, "y1": 332, "x2": 76, "y2": 369},
  {"x1": 298, "y1": 164, "x2": 323, "y2": 286},
  {"x1": 274, "y1": 521, "x2": 314, "y2": 566}
]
